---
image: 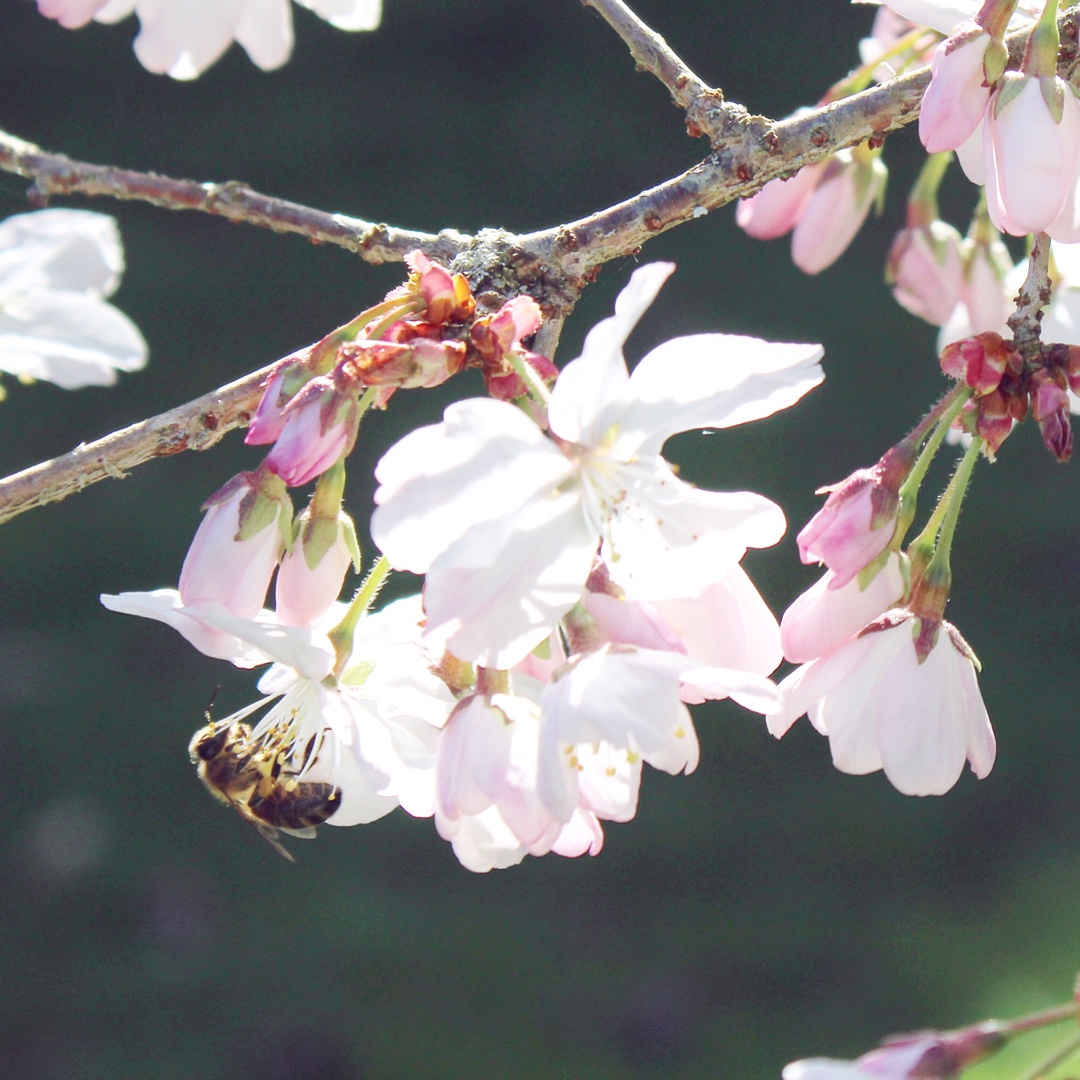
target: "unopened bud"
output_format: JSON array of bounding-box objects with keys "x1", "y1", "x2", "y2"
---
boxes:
[
  {"x1": 939, "y1": 332, "x2": 1012, "y2": 394},
  {"x1": 1031, "y1": 371, "x2": 1073, "y2": 462}
]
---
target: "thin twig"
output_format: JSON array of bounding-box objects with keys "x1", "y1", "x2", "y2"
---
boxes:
[
  {"x1": 0, "y1": 130, "x2": 467, "y2": 265},
  {"x1": 582, "y1": 0, "x2": 712, "y2": 110},
  {"x1": 1008, "y1": 232, "x2": 1053, "y2": 358}
]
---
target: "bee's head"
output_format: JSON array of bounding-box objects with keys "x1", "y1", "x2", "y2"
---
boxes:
[{"x1": 189, "y1": 721, "x2": 231, "y2": 763}]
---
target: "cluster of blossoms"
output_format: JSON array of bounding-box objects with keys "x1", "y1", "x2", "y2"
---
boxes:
[
  {"x1": 103, "y1": 257, "x2": 830, "y2": 871},
  {"x1": 36, "y1": 0, "x2": 381, "y2": 79}
]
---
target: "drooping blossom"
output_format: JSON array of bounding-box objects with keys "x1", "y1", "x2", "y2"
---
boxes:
[
  {"x1": 886, "y1": 219, "x2": 966, "y2": 325},
  {"x1": 275, "y1": 506, "x2": 360, "y2": 627},
  {"x1": 371, "y1": 262, "x2": 824, "y2": 668},
  {"x1": 179, "y1": 470, "x2": 289, "y2": 620},
  {"x1": 37, "y1": 0, "x2": 382, "y2": 79},
  {"x1": 984, "y1": 74, "x2": 1080, "y2": 238},
  {"x1": 918, "y1": 21, "x2": 1000, "y2": 153},
  {"x1": 736, "y1": 161, "x2": 825, "y2": 241},
  {"x1": 791, "y1": 149, "x2": 888, "y2": 275},
  {"x1": 771, "y1": 612, "x2": 996, "y2": 796},
  {"x1": 0, "y1": 209, "x2": 147, "y2": 389}
]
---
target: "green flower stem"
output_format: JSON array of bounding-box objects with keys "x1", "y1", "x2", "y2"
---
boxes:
[
  {"x1": 907, "y1": 433, "x2": 982, "y2": 578},
  {"x1": 476, "y1": 667, "x2": 509, "y2": 696},
  {"x1": 977, "y1": 0, "x2": 1019, "y2": 41},
  {"x1": 1018, "y1": 1028, "x2": 1080, "y2": 1080},
  {"x1": 327, "y1": 555, "x2": 392, "y2": 680},
  {"x1": 893, "y1": 384, "x2": 971, "y2": 540},
  {"x1": 1024, "y1": 0, "x2": 1060, "y2": 78},
  {"x1": 1002, "y1": 1001, "x2": 1080, "y2": 1037},
  {"x1": 507, "y1": 346, "x2": 552, "y2": 408},
  {"x1": 907, "y1": 152, "x2": 953, "y2": 226},
  {"x1": 310, "y1": 457, "x2": 346, "y2": 519}
]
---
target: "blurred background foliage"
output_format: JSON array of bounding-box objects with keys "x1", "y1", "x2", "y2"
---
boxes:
[{"x1": 1, "y1": 1, "x2": 1079, "y2": 1077}]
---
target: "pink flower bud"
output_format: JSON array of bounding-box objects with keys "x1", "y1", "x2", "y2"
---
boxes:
[
  {"x1": 961, "y1": 233, "x2": 1013, "y2": 334},
  {"x1": 939, "y1": 331, "x2": 1012, "y2": 393},
  {"x1": 887, "y1": 221, "x2": 965, "y2": 325},
  {"x1": 245, "y1": 353, "x2": 312, "y2": 446},
  {"x1": 264, "y1": 375, "x2": 360, "y2": 486},
  {"x1": 791, "y1": 150, "x2": 887, "y2": 275},
  {"x1": 1031, "y1": 371, "x2": 1073, "y2": 461},
  {"x1": 340, "y1": 337, "x2": 466, "y2": 389},
  {"x1": 919, "y1": 23, "x2": 996, "y2": 153},
  {"x1": 797, "y1": 458, "x2": 904, "y2": 588},
  {"x1": 275, "y1": 510, "x2": 358, "y2": 626},
  {"x1": 985, "y1": 74, "x2": 1080, "y2": 237},
  {"x1": 179, "y1": 473, "x2": 287, "y2": 618},
  {"x1": 735, "y1": 162, "x2": 823, "y2": 240}
]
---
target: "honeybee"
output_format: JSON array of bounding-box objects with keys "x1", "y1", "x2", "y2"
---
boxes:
[{"x1": 189, "y1": 716, "x2": 341, "y2": 862}]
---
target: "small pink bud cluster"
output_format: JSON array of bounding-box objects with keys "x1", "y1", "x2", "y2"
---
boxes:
[{"x1": 941, "y1": 333, "x2": 1080, "y2": 460}]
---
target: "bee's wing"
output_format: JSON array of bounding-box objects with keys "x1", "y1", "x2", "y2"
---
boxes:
[
  {"x1": 278, "y1": 825, "x2": 319, "y2": 840},
  {"x1": 250, "y1": 819, "x2": 297, "y2": 863}
]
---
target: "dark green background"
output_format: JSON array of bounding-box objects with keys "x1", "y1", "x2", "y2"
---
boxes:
[{"x1": 2, "y1": 2, "x2": 1078, "y2": 1077}]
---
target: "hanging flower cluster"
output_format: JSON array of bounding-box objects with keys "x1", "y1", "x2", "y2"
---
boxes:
[
  {"x1": 102, "y1": 256, "x2": 828, "y2": 870},
  {"x1": 768, "y1": 373, "x2": 1000, "y2": 796}
]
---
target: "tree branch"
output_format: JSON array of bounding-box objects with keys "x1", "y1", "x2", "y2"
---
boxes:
[
  {"x1": 14, "y1": 0, "x2": 1066, "y2": 526},
  {"x1": 0, "y1": 353, "x2": 297, "y2": 527}
]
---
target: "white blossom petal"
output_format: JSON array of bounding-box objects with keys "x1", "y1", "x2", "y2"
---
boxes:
[
  {"x1": 547, "y1": 262, "x2": 674, "y2": 447},
  {"x1": 99, "y1": 589, "x2": 270, "y2": 666},
  {"x1": 372, "y1": 397, "x2": 574, "y2": 574},
  {"x1": 0, "y1": 290, "x2": 147, "y2": 387},
  {"x1": 297, "y1": 0, "x2": 381, "y2": 30},
  {"x1": 422, "y1": 487, "x2": 598, "y2": 667},
  {"x1": 234, "y1": 0, "x2": 293, "y2": 70},
  {"x1": 619, "y1": 334, "x2": 824, "y2": 457}
]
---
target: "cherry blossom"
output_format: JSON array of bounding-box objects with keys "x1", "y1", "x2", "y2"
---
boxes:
[
  {"x1": 771, "y1": 613, "x2": 996, "y2": 796},
  {"x1": 179, "y1": 470, "x2": 289, "y2": 619},
  {"x1": 37, "y1": 0, "x2": 382, "y2": 80},
  {"x1": 984, "y1": 75, "x2": 1080, "y2": 238},
  {"x1": 102, "y1": 590, "x2": 455, "y2": 826},
  {"x1": 918, "y1": 22, "x2": 999, "y2": 154},
  {"x1": 0, "y1": 209, "x2": 147, "y2": 389},
  {"x1": 372, "y1": 262, "x2": 824, "y2": 668}
]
